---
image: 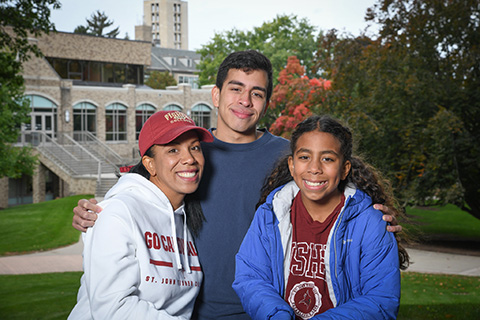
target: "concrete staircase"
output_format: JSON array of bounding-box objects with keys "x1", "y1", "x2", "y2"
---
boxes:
[
  {"x1": 26, "y1": 131, "x2": 130, "y2": 198},
  {"x1": 95, "y1": 177, "x2": 119, "y2": 200}
]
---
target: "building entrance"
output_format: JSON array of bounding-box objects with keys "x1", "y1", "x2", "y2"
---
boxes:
[{"x1": 28, "y1": 111, "x2": 56, "y2": 138}]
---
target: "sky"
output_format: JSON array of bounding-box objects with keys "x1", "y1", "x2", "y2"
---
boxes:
[{"x1": 50, "y1": 0, "x2": 379, "y2": 51}]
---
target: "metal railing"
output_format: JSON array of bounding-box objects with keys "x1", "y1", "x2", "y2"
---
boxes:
[
  {"x1": 72, "y1": 131, "x2": 125, "y2": 165},
  {"x1": 19, "y1": 131, "x2": 104, "y2": 182},
  {"x1": 16, "y1": 130, "x2": 129, "y2": 188}
]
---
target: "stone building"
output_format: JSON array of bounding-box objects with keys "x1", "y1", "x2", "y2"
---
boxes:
[
  {"x1": 1, "y1": 30, "x2": 215, "y2": 208},
  {"x1": 150, "y1": 46, "x2": 201, "y2": 89}
]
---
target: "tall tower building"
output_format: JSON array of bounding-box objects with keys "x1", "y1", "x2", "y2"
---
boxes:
[{"x1": 141, "y1": 0, "x2": 188, "y2": 50}]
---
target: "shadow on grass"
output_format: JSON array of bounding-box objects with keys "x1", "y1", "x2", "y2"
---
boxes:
[
  {"x1": 0, "y1": 272, "x2": 82, "y2": 320},
  {"x1": 398, "y1": 303, "x2": 480, "y2": 319}
]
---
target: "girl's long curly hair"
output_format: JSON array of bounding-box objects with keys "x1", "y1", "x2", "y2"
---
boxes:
[{"x1": 258, "y1": 115, "x2": 410, "y2": 270}]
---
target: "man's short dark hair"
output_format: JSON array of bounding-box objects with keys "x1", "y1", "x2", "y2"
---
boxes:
[{"x1": 215, "y1": 50, "x2": 273, "y2": 102}]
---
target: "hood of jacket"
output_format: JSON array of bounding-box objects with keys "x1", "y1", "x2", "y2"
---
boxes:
[
  {"x1": 104, "y1": 173, "x2": 170, "y2": 204},
  {"x1": 103, "y1": 173, "x2": 193, "y2": 273},
  {"x1": 267, "y1": 180, "x2": 371, "y2": 224}
]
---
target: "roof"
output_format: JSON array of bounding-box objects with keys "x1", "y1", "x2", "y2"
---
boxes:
[
  {"x1": 37, "y1": 31, "x2": 151, "y2": 65},
  {"x1": 149, "y1": 46, "x2": 201, "y2": 74}
]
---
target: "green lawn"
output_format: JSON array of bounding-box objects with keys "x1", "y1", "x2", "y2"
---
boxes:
[
  {"x1": 0, "y1": 271, "x2": 478, "y2": 319},
  {"x1": 398, "y1": 272, "x2": 480, "y2": 319},
  {"x1": 0, "y1": 195, "x2": 93, "y2": 256},
  {"x1": 0, "y1": 272, "x2": 82, "y2": 320},
  {"x1": 0, "y1": 199, "x2": 479, "y2": 318},
  {"x1": 405, "y1": 204, "x2": 480, "y2": 241}
]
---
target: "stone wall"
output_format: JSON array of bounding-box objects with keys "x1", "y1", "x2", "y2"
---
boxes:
[{"x1": 36, "y1": 31, "x2": 151, "y2": 65}]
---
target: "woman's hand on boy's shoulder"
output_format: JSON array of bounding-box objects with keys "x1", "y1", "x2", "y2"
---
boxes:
[{"x1": 374, "y1": 204, "x2": 403, "y2": 233}]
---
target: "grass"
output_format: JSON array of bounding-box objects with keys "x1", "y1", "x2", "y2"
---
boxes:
[
  {"x1": 0, "y1": 272, "x2": 82, "y2": 320},
  {"x1": 405, "y1": 204, "x2": 480, "y2": 241},
  {"x1": 0, "y1": 200, "x2": 479, "y2": 318},
  {"x1": 398, "y1": 272, "x2": 480, "y2": 319},
  {"x1": 0, "y1": 271, "x2": 478, "y2": 319},
  {"x1": 0, "y1": 195, "x2": 93, "y2": 256}
]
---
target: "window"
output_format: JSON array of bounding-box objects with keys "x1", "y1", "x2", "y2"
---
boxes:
[
  {"x1": 8, "y1": 175, "x2": 33, "y2": 206},
  {"x1": 26, "y1": 95, "x2": 56, "y2": 109},
  {"x1": 68, "y1": 60, "x2": 83, "y2": 80},
  {"x1": 89, "y1": 62, "x2": 102, "y2": 82},
  {"x1": 23, "y1": 95, "x2": 57, "y2": 137},
  {"x1": 103, "y1": 63, "x2": 114, "y2": 82},
  {"x1": 178, "y1": 75, "x2": 199, "y2": 89},
  {"x1": 49, "y1": 58, "x2": 68, "y2": 78},
  {"x1": 73, "y1": 102, "x2": 97, "y2": 136},
  {"x1": 191, "y1": 104, "x2": 211, "y2": 129},
  {"x1": 126, "y1": 65, "x2": 142, "y2": 85},
  {"x1": 114, "y1": 63, "x2": 126, "y2": 84},
  {"x1": 46, "y1": 57, "x2": 144, "y2": 85},
  {"x1": 164, "y1": 104, "x2": 182, "y2": 111},
  {"x1": 106, "y1": 103, "x2": 127, "y2": 141},
  {"x1": 136, "y1": 104, "x2": 156, "y2": 140}
]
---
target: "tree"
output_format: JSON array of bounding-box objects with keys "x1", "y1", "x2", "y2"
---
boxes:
[
  {"x1": 74, "y1": 10, "x2": 119, "y2": 38},
  {"x1": 145, "y1": 71, "x2": 177, "y2": 89},
  {"x1": 313, "y1": 0, "x2": 480, "y2": 218},
  {"x1": 196, "y1": 14, "x2": 318, "y2": 87},
  {"x1": 197, "y1": 15, "x2": 318, "y2": 128},
  {"x1": 73, "y1": 25, "x2": 89, "y2": 35},
  {"x1": 0, "y1": 0, "x2": 60, "y2": 178},
  {"x1": 269, "y1": 56, "x2": 331, "y2": 139}
]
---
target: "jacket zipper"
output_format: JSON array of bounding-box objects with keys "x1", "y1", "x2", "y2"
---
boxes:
[{"x1": 333, "y1": 195, "x2": 350, "y2": 278}]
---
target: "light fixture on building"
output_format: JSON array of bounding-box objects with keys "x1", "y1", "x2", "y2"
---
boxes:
[{"x1": 65, "y1": 110, "x2": 70, "y2": 123}]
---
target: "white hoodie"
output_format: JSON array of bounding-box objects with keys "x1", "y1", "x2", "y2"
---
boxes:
[{"x1": 69, "y1": 173, "x2": 202, "y2": 319}]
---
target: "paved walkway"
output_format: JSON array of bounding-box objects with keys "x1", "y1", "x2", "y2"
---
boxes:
[
  {"x1": 0, "y1": 238, "x2": 84, "y2": 275},
  {"x1": 0, "y1": 240, "x2": 479, "y2": 276}
]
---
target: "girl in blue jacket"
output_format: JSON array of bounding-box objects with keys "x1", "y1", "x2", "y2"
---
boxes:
[{"x1": 233, "y1": 115, "x2": 409, "y2": 319}]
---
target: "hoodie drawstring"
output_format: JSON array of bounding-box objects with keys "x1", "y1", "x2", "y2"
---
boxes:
[
  {"x1": 183, "y1": 212, "x2": 191, "y2": 274},
  {"x1": 170, "y1": 210, "x2": 183, "y2": 271},
  {"x1": 171, "y1": 207, "x2": 192, "y2": 274}
]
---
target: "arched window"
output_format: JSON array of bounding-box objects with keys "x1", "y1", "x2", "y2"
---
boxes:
[
  {"x1": 136, "y1": 104, "x2": 156, "y2": 140},
  {"x1": 24, "y1": 95, "x2": 57, "y2": 138},
  {"x1": 191, "y1": 104, "x2": 211, "y2": 129},
  {"x1": 163, "y1": 104, "x2": 182, "y2": 111},
  {"x1": 73, "y1": 102, "x2": 97, "y2": 136},
  {"x1": 106, "y1": 103, "x2": 127, "y2": 141}
]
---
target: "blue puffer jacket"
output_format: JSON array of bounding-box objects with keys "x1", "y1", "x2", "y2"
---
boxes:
[{"x1": 233, "y1": 181, "x2": 400, "y2": 319}]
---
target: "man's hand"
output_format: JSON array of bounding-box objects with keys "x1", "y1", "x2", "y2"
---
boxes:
[
  {"x1": 72, "y1": 198, "x2": 102, "y2": 232},
  {"x1": 374, "y1": 203, "x2": 403, "y2": 233}
]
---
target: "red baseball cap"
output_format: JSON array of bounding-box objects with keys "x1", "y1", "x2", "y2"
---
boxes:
[{"x1": 138, "y1": 111, "x2": 213, "y2": 156}]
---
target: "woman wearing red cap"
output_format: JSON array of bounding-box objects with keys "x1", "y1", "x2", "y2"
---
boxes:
[{"x1": 69, "y1": 111, "x2": 213, "y2": 319}]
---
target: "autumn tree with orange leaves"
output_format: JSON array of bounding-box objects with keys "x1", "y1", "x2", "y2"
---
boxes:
[{"x1": 268, "y1": 56, "x2": 331, "y2": 139}]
